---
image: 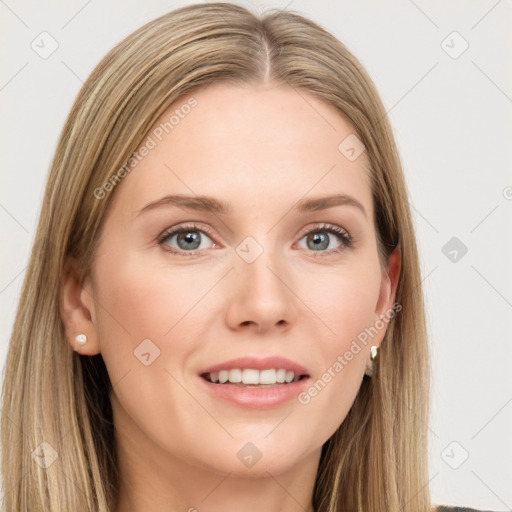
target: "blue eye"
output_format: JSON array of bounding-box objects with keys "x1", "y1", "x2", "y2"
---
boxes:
[
  {"x1": 158, "y1": 224, "x2": 215, "y2": 253},
  {"x1": 297, "y1": 224, "x2": 353, "y2": 255},
  {"x1": 157, "y1": 222, "x2": 353, "y2": 256}
]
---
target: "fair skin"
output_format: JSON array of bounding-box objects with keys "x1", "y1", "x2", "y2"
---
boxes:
[{"x1": 60, "y1": 82, "x2": 399, "y2": 512}]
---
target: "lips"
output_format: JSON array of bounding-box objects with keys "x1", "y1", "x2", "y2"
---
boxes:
[{"x1": 197, "y1": 356, "x2": 311, "y2": 409}]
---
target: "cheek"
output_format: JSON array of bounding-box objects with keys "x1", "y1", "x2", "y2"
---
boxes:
[
  {"x1": 294, "y1": 260, "x2": 381, "y2": 417},
  {"x1": 94, "y1": 250, "x2": 199, "y2": 340},
  {"x1": 91, "y1": 251, "x2": 194, "y2": 381},
  {"x1": 91, "y1": 249, "x2": 224, "y2": 393},
  {"x1": 303, "y1": 260, "x2": 382, "y2": 345},
  {"x1": 91, "y1": 253, "x2": 208, "y2": 441}
]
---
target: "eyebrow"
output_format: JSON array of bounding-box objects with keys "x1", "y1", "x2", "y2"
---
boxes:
[{"x1": 136, "y1": 193, "x2": 367, "y2": 219}]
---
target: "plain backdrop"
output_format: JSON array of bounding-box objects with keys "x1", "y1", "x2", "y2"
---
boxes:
[{"x1": 1, "y1": 1, "x2": 511, "y2": 510}]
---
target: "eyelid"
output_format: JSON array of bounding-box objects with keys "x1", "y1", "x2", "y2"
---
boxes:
[{"x1": 296, "y1": 222, "x2": 351, "y2": 242}]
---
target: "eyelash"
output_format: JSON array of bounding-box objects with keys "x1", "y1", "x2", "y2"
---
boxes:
[{"x1": 157, "y1": 222, "x2": 353, "y2": 257}]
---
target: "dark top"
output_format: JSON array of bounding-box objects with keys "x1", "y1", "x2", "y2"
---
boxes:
[{"x1": 436, "y1": 507, "x2": 499, "y2": 512}]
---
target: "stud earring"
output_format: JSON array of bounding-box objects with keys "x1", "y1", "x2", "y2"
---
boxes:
[
  {"x1": 74, "y1": 334, "x2": 87, "y2": 346},
  {"x1": 365, "y1": 345, "x2": 378, "y2": 377}
]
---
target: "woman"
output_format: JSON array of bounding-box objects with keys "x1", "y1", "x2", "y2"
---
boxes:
[{"x1": 0, "y1": 3, "x2": 493, "y2": 511}]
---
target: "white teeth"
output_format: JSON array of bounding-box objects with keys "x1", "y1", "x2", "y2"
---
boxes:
[
  {"x1": 228, "y1": 368, "x2": 242, "y2": 383},
  {"x1": 259, "y1": 369, "x2": 276, "y2": 384},
  {"x1": 205, "y1": 368, "x2": 303, "y2": 385},
  {"x1": 242, "y1": 369, "x2": 259, "y2": 384}
]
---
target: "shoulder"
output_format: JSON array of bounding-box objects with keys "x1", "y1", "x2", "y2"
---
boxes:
[{"x1": 434, "y1": 506, "x2": 499, "y2": 512}]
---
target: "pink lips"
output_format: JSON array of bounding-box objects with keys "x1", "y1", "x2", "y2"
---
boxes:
[
  {"x1": 198, "y1": 356, "x2": 310, "y2": 409},
  {"x1": 199, "y1": 356, "x2": 309, "y2": 376}
]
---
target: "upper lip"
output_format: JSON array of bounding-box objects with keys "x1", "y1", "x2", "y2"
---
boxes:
[{"x1": 200, "y1": 356, "x2": 309, "y2": 376}]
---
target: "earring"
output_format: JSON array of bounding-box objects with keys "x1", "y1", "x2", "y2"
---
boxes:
[
  {"x1": 74, "y1": 334, "x2": 87, "y2": 346},
  {"x1": 365, "y1": 345, "x2": 378, "y2": 377}
]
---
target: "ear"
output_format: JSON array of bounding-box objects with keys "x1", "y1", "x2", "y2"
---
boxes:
[
  {"x1": 59, "y1": 256, "x2": 101, "y2": 355},
  {"x1": 374, "y1": 245, "x2": 401, "y2": 326}
]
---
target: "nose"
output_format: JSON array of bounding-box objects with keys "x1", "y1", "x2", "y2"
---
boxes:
[{"x1": 224, "y1": 242, "x2": 297, "y2": 334}]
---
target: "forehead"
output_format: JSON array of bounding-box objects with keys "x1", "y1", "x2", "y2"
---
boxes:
[{"x1": 110, "y1": 82, "x2": 373, "y2": 220}]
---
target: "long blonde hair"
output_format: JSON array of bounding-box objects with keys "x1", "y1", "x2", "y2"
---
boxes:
[{"x1": 1, "y1": 3, "x2": 432, "y2": 511}]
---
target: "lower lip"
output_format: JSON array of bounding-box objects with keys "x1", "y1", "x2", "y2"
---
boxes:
[{"x1": 198, "y1": 376, "x2": 310, "y2": 409}]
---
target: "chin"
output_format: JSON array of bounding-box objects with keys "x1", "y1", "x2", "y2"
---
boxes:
[{"x1": 184, "y1": 437, "x2": 311, "y2": 477}]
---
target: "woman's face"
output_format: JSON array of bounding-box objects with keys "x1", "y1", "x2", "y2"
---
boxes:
[{"x1": 80, "y1": 82, "x2": 398, "y2": 477}]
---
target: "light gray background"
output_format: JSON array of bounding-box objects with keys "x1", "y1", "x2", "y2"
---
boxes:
[{"x1": 1, "y1": 1, "x2": 511, "y2": 510}]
